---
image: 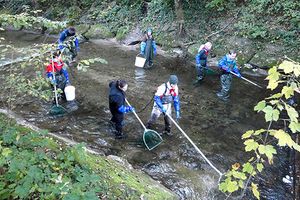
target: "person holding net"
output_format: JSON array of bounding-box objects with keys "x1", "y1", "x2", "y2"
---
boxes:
[
  {"x1": 46, "y1": 51, "x2": 70, "y2": 102},
  {"x1": 146, "y1": 75, "x2": 181, "y2": 136},
  {"x1": 109, "y1": 80, "x2": 135, "y2": 139}
]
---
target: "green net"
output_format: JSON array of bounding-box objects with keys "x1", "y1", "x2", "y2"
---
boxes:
[
  {"x1": 49, "y1": 105, "x2": 67, "y2": 115},
  {"x1": 143, "y1": 129, "x2": 163, "y2": 150},
  {"x1": 205, "y1": 68, "x2": 218, "y2": 75}
]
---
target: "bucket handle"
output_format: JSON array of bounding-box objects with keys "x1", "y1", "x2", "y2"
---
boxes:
[{"x1": 136, "y1": 53, "x2": 144, "y2": 58}]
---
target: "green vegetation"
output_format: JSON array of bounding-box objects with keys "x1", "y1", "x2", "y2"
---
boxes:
[
  {"x1": 219, "y1": 59, "x2": 300, "y2": 199},
  {"x1": 0, "y1": 114, "x2": 175, "y2": 199},
  {"x1": 2, "y1": 0, "x2": 299, "y2": 58},
  {"x1": 0, "y1": 12, "x2": 65, "y2": 33}
]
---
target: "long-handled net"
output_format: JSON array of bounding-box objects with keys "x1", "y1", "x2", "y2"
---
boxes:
[
  {"x1": 49, "y1": 51, "x2": 67, "y2": 116},
  {"x1": 125, "y1": 99, "x2": 163, "y2": 150},
  {"x1": 143, "y1": 129, "x2": 163, "y2": 150}
]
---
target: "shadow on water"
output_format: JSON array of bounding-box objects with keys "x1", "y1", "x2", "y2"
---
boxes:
[{"x1": 0, "y1": 30, "x2": 293, "y2": 199}]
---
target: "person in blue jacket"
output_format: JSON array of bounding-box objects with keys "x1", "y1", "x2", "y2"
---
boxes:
[
  {"x1": 194, "y1": 42, "x2": 212, "y2": 84},
  {"x1": 146, "y1": 75, "x2": 180, "y2": 136},
  {"x1": 109, "y1": 80, "x2": 135, "y2": 139},
  {"x1": 217, "y1": 50, "x2": 241, "y2": 101},
  {"x1": 58, "y1": 27, "x2": 79, "y2": 61},
  {"x1": 140, "y1": 28, "x2": 157, "y2": 68}
]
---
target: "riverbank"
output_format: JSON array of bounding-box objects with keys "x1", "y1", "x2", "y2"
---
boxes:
[{"x1": 0, "y1": 111, "x2": 175, "y2": 199}]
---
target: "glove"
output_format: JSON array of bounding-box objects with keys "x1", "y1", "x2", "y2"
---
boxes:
[
  {"x1": 176, "y1": 111, "x2": 181, "y2": 119},
  {"x1": 65, "y1": 80, "x2": 71, "y2": 86},
  {"x1": 118, "y1": 105, "x2": 135, "y2": 113},
  {"x1": 50, "y1": 77, "x2": 56, "y2": 85},
  {"x1": 236, "y1": 72, "x2": 242, "y2": 78},
  {"x1": 128, "y1": 106, "x2": 135, "y2": 113},
  {"x1": 225, "y1": 67, "x2": 231, "y2": 73},
  {"x1": 125, "y1": 106, "x2": 135, "y2": 113},
  {"x1": 161, "y1": 107, "x2": 167, "y2": 113},
  {"x1": 58, "y1": 44, "x2": 64, "y2": 50}
]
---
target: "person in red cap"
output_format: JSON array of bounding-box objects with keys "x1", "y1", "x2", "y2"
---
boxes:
[{"x1": 46, "y1": 51, "x2": 70, "y2": 101}]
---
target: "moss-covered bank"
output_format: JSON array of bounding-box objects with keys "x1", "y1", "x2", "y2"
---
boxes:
[{"x1": 0, "y1": 113, "x2": 175, "y2": 199}]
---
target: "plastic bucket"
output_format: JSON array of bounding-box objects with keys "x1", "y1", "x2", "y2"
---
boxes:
[
  {"x1": 64, "y1": 85, "x2": 75, "y2": 101},
  {"x1": 135, "y1": 55, "x2": 146, "y2": 68}
]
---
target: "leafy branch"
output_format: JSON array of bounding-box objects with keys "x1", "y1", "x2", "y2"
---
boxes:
[{"x1": 219, "y1": 59, "x2": 300, "y2": 199}]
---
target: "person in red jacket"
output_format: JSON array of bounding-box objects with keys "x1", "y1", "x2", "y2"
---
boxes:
[{"x1": 46, "y1": 52, "x2": 70, "y2": 100}]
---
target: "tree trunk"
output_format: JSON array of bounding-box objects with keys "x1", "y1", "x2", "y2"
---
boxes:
[{"x1": 174, "y1": 0, "x2": 185, "y2": 36}]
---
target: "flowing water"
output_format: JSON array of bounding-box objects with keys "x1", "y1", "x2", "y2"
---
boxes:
[{"x1": 0, "y1": 30, "x2": 293, "y2": 199}]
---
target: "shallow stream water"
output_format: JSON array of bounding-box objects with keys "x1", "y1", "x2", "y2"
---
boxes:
[{"x1": 0, "y1": 31, "x2": 293, "y2": 199}]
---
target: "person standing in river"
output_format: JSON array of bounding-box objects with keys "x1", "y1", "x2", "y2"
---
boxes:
[
  {"x1": 46, "y1": 51, "x2": 70, "y2": 102},
  {"x1": 109, "y1": 80, "x2": 135, "y2": 139},
  {"x1": 140, "y1": 28, "x2": 157, "y2": 68},
  {"x1": 217, "y1": 50, "x2": 241, "y2": 101},
  {"x1": 146, "y1": 75, "x2": 181, "y2": 136},
  {"x1": 194, "y1": 42, "x2": 212, "y2": 85},
  {"x1": 58, "y1": 27, "x2": 79, "y2": 62}
]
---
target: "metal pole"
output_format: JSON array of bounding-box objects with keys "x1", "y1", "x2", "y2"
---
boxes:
[
  {"x1": 125, "y1": 98, "x2": 147, "y2": 130},
  {"x1": 165, "y1": 113, "x2": 223, "y2": 177},
  {"x1": 51, "y1": 52, "x2": 59, "y2": 106},
  {"x1": 230, "y1": 71, "x2": 263, "y2": 88}
]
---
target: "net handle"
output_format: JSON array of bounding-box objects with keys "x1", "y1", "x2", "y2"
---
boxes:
[
  {"x1": 51, "y1": 51, "x2": 59, "y2": 106},
  {"x1": 125, "y1": 98, "x2": 147, "y2": 130},
  {"x1": 165, "y1": 113, "x2": 223, "y2": 177}
]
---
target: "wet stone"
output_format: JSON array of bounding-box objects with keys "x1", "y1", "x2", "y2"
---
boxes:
[
  {"x1": 95, "y1": 138, "x2": 109, "y2": 146},
  {"x1": 164, "y1": 178, "x2": 195, "y2": 200},
  {"x1": 200, "y1": 123, "x2": 209, "y2": 130},
  {"x1": 182, "y1": 159, "x2": 201, "y2": 170},
  {"x1": 143, "y1": 162, "x2": 176, "y2": 179},
  {"x1": 157, "y1": 149, "x2": 177, "y2": 160}
]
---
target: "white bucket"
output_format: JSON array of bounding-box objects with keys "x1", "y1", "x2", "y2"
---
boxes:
[
  {"x1": 135, "y1": 55, "x2": 146, "y2": 68},
  {"x1": 64, "y1": 85, "x2": 76, "y2": 101}
]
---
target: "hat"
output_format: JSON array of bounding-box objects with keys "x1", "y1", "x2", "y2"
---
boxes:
[
  {"x1": 69, "y1": 27, "x2": 76, "y2": 34},
  {"x1": 169, "y1": 75, "x2": 178, "y2": 85},
  {"x1": 147, "y1": 28, "x2": 152, "y2": 34}
]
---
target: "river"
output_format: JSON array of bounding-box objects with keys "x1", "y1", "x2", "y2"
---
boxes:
[{"x1": 0, "y1": 30, "x2": 293, "y2": 199}]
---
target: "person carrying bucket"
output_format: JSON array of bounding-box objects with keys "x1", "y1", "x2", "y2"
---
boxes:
[
  {"x1": 109, "y1": 80, "x2": 135, "y2": 139},
  {"x1": 217, "y1": 50, "x2": 241, "y2": 101},
  {"x1": 194, "y1": 42, "x2": 212, "y2": 84},
  {"x1": 46, "y1": 51, "x2": 70, "y2": 102},
  {"x1": 140, "y1": 28, "x2": 157, "y2": 68},
  {"x1": 146, "y1": 75, "x2": 181, "y2": 136}
]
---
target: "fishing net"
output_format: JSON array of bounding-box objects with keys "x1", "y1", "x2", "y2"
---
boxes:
[
  {"x1": 49, "y1": 105, "x2": 67, "y2": 115},
  {"x1": 205, "y1": 68, "x2": 216, "y2": 75},
  {"x1": 143, "y1": 129, "x2": 163, "y2": 150}
]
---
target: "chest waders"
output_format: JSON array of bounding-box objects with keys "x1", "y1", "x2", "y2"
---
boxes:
[{"x1": 144, "y1": 39, "x2": 154, "y2": 68}]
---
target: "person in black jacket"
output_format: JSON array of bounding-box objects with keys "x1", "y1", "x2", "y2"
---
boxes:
[{"x1": 109, "y1": 80, "x2": 135, "y2": 139}]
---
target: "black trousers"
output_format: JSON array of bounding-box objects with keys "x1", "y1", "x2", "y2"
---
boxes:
[{"x1": 109, "y1": 108, "x2": 124, "y2": 134}]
